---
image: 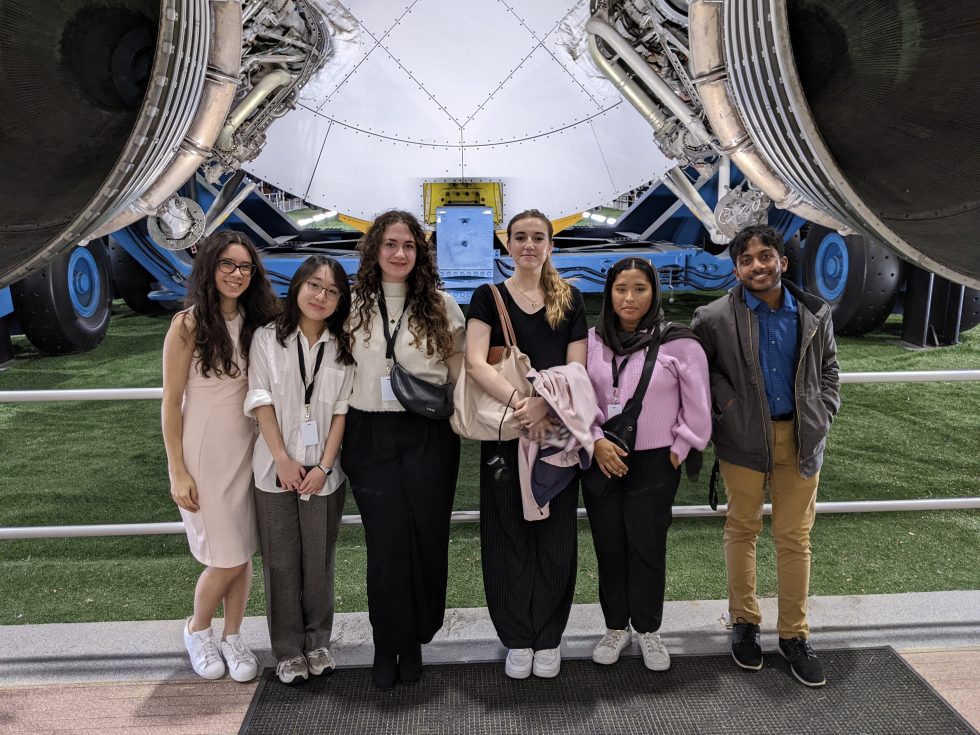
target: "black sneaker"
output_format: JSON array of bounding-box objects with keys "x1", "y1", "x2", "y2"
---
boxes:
[
  {"x1": 731, "y1": 621, "x2": 763, "y2": 670},
  {"x1": 779, "y1": 637, "x2": 826, "y2": 687}
]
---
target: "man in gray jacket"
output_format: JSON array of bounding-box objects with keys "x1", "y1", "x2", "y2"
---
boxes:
[{"x1": 691, "y1": 224, "x2": 840, "y2": 687}]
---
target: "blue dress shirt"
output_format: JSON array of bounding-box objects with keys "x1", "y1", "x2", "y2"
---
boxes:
[{"x1": 744, "y1": 287, "x2": 799, "y2": 417}]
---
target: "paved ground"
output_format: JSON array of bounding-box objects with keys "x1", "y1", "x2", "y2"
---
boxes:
[{"x1": 1, "y1": 591, "x2": 978, "y2": 734}]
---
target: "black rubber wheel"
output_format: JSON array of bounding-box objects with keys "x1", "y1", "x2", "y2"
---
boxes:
[
  {"x1": 106, "y1": 236, "x2": 170, "y2": 315},
  {"x1": 959, "y1": 287, "x2": 980, "y2": 333},
  {"x1": 9, "y1": 239, "x2": 112, "y2": 354},
  {"x1": 803, "y1": 226, "x2": 904, "y2": 336},
  {"x1": 783, "y1": 233, "x2": 803, "y2": 286}
]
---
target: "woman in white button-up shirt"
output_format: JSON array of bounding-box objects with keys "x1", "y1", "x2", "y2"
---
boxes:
[{"x1": 245, "y1": 255, "x2": 354, "y2": 685}]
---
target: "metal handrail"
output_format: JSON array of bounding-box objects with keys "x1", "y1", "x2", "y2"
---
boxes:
[
  {"x1": 1, "y1": 370, "x2": 977, "y2": 540},
  {"x1": 3, "y1": 370, "x2": 979, "y2": 404},
  {"x1": 3, "y1": 497, "x2": 979, "y2": 540}
]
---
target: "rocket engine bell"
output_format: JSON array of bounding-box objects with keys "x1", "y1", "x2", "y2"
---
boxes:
[
  {"x1": 0, "y1": 0, "x2": 977, "y2": 290},
  {"x1": 688, "y1": 0, "x2": 980, "y2": 288},
  {"x1": 0, "y1": 0, "x2": 242, "y2": 288}
]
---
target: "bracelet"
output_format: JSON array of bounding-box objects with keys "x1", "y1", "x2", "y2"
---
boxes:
[{"x1": 317, "y1": 463, "x2": 333, "y2": 476}]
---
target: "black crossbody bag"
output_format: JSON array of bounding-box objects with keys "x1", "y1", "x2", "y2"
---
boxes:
[
  {"x1": 582, "y1": 330, "x2": 663, "y2": 497},
  {"x1": 378, "y1": 293, "x2": 454, "y2": 420}
]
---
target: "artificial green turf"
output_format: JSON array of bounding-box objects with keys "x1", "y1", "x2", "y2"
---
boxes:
[{"x1": 0, "y1": 298, "x2": 977, "y2": 625}]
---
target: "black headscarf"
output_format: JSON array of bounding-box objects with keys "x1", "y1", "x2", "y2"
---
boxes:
[{"x1": 595, "y1": 257, "x2": 699, "y2": 355}]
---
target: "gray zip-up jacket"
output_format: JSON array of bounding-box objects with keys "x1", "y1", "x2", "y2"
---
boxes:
[{"x1": 690, "y1": 281, "x2": 840, "y2": 478}]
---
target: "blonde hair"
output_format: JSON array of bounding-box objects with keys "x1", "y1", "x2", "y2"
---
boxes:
[{"x1": 507, "y1": 209, "x2": 572, "y2": 329}]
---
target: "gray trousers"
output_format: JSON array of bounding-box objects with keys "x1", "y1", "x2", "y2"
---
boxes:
[{"x1": 254, "y1": 485, "x2": 345, "y2": 661}]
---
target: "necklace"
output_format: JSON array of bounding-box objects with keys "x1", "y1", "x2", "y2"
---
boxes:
[
  {"x1": 512, "y1": 281, "x2": 541, "y2": 309},
  {"x1": 221, "y1": 308, "x2": 239, "y2": 318}
]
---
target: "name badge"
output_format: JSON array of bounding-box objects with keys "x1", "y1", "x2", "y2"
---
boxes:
[
  {"x1": 607, "y1": 403, "x2": 624, "y2": 417},
  {"x1": 299, "y1": 420, "x2": 319, "y2": 446},
  {"x1": 380, "y1": 376, "x2": 397, "y2": 402}
]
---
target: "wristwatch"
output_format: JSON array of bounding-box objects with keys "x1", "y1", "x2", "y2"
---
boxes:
[{"x1": 317, "y1": 463, "x2": 333, "y2": 476}]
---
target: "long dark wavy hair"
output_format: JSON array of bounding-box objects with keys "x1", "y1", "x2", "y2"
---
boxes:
[
  {"x1": 350, "y1": 210, "x2": 454, "y2": 360},
  {"x1": 275, "y1": 255, "x2": 354, "y2": 365},
  {"x1": 184, "y1": 230, "x2": 278, "y2": 378}
]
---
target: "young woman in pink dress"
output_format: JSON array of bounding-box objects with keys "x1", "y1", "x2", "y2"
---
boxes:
[{"x1": 161, "y1": 231, "x2": 278, "y2": 682}]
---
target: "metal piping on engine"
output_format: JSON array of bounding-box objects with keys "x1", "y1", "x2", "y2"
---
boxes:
[
  {"x1": 88, "y1": 0, "x2": 243, "y2": 241},
  {"x1": 586, "y1": 16, "x2": 712, "y2": 148},
  {"x1": 662, "y1": 166, "x2": 730, "y2": 244},
  {"x1": 215, "y1": 69, "x2": 293, "y2": 151},
  {"x1": 587, "y1": 34, "x2": 668, "y2": 129},
  {"x1": 687, "y1": 0, "x2": 845, "y2": 233}
]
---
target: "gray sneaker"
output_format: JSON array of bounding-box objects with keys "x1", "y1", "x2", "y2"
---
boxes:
[
  {"x1": 305, "y1": 647, "x2": 336, "y2": 676},
  {"x1": 639, "y1": 632, "x2": 671, "y2": 671},
  {"x1": 276, "y1": 655, "x2": 309, "y2": 684},
  {"x1": 592, "y1": 628, "x2": 631, "y2": 665}
]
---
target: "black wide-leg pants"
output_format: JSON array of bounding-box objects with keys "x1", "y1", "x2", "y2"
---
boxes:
[
  {"x1": 480, "y1": 438, "x2": 578, "y2": 651},
  {"x1": 583, "y1": 447, "x2": 680, "y2": 633},
  {"x1": 342, "y1": 408, "x2": 460, "y2": 654}
]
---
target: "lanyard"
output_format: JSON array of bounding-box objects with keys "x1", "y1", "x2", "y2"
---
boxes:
[
  {"x1": 297, "y1": 337, "x2": 326, "y2": 416},
  {"x1": 376, "y1": 292, "x2": 406, "y2": 371},
  {"x1": 610, "y1": 352, "x2": 633, "y2": 403}
]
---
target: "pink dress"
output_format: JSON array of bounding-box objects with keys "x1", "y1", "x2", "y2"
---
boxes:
[{"x1": 179, "y1": 314, "x2": 259, "y2": 567}]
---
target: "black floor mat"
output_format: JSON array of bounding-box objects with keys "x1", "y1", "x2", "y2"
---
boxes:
[{"x1": 240, "y1": 647, "x2": 977, "y2": 734}]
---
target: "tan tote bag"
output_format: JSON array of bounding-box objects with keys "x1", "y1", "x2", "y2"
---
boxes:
[{"x1": 450, "y1": 284, "x2": 532, "y2": 441}]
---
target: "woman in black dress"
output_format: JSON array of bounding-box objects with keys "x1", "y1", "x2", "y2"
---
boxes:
[{"x1": 464, "y1": 208, "x2": 588, "y2": 679}]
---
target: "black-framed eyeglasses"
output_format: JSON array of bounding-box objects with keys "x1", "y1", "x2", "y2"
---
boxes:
[
  {"x1": 305, "y1": 281, "x2": 342, "y2": 300},
  {"x1": 217, "y1": 259, "x2": 257, "y2": 276}
]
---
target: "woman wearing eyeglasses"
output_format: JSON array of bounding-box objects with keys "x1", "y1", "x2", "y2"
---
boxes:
[
  {"x1": 342, "y1": 210, "x2": 465, "y2": 689},
  {"x1": 245, "y1": 255, "x2": 355, "y2": 684},
  {"x1": 162, "y1": 231, "x2": 278, "y2": 682}
]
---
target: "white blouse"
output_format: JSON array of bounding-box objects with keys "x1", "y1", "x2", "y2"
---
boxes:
[
  {"x1": 348, "y1": 281, "x2": 465, "y2": 412},
  {"x1": 245, "y1": 324, "x2": 353, "y2": 495}
]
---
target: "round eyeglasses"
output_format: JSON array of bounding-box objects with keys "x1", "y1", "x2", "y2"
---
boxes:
[{"x1": 305, "y1": 281, "x2": 342, "y2": 300}]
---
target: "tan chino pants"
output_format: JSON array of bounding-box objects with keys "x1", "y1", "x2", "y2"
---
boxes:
[{"x1": 720, "y1": 419, "x2": 819, "y2": 639}]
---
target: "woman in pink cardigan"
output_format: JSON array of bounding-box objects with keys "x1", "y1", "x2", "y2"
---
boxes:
[{"x1": 585, "y1": 257, "x2": 711, "y2": 672}]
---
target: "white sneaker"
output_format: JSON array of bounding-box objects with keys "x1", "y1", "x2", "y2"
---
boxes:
[
  {"x1": 276, "y1": 655, "x2": 309, "y2": 684},
  {"x1": 504, "y1": 648, "x2": 534, "y2": 679},
  {"x1": 183, "y1": 619, "x2": 225, "y2": 680},
  {"x1": 592, "y1": 628, "x2": 631, "y2": 665},
  {"x1": 220, "y1": 634, "x2": 258, "y2": 682},
  {"x1": 532, "y1": 647, "x2": 561, "y2": 678},
  {"x1": 305, "y1": 647, "x2": 336, "y2": 676},
  {"x1": 639, "y1": 632, "x2": 671, "y2": 671}
]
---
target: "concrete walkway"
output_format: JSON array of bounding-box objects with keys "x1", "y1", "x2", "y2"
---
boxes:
[{"x1": 1, "y1": 591, "x2": 978, "y2": 733}]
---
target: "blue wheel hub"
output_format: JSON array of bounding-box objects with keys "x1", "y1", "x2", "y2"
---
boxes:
[
  {"x1": 67, "y1": 247, "x2": 102, "y2": 318},
  {"x1": 813, "y1": 233, "x2": 849, "y2": 301}
]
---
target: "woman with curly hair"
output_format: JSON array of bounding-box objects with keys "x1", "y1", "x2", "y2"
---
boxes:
[
  {"x1": 161, "y1": 230, "x2": 278, "y2": 682},
  {"x1": 465, "y1": 209, "x2": 588, "y2": 680},
  {"x1": 342, "y1": 210, "x2": 465, "y2": 689}
]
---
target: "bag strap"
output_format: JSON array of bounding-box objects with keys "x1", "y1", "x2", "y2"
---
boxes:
[
  {"x1": 489, "y1": 284, "x2": 519, "y2": 349},
  {"x1": 620, "y1": 322, "x2": 666, "y2": 421},
  {"x1": 708, "y1": 456, "x2": 721, "y2": 510}
]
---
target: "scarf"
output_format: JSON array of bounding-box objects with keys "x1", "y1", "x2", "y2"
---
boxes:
[{"x1": 595, "y1": 267, "x2": 699, "y2": 355}]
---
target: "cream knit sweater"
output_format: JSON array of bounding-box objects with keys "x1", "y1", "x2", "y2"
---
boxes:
[{"x1": 348, "y1": 281, "x2": 465, "y2": 412}]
